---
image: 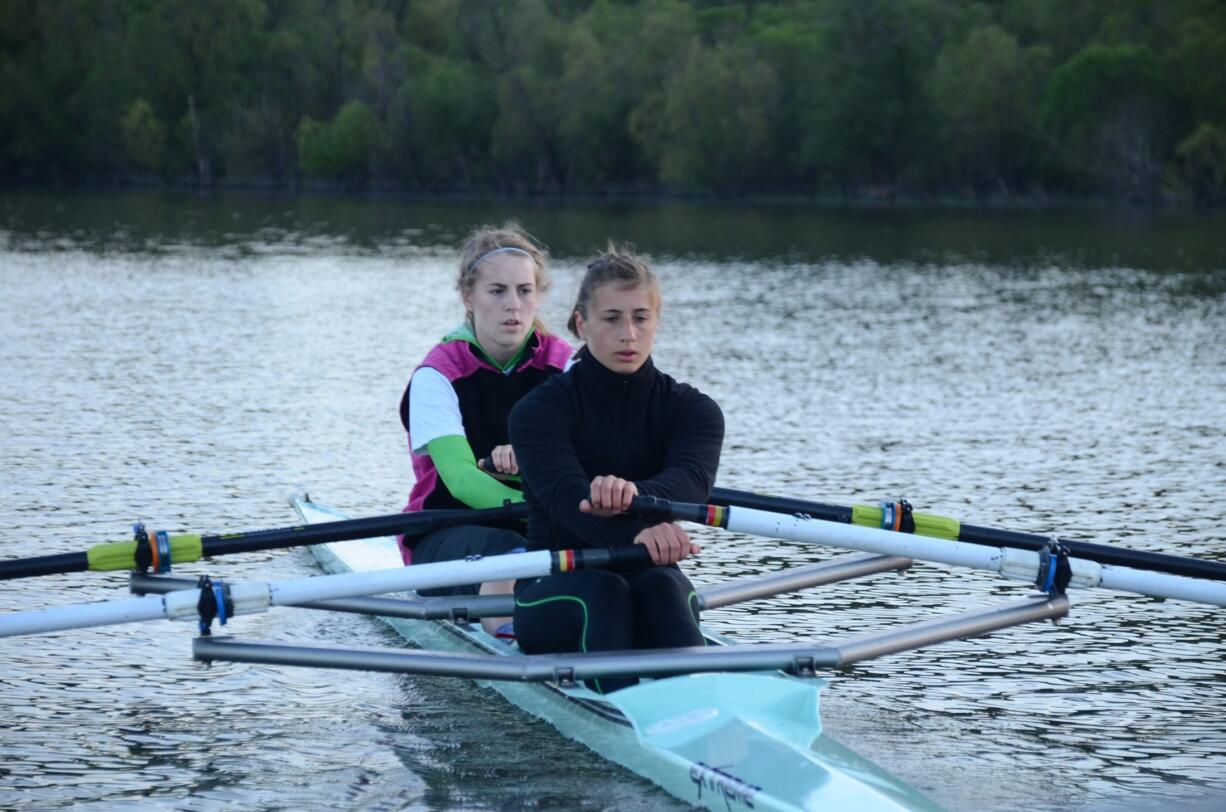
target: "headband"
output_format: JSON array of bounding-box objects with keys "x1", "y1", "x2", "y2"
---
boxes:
[{"x1": 468, "y1": 246, "x2": 532, "y2": 274}]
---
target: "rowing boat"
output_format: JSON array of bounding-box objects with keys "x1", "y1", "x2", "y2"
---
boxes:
[
  {"x1": 291, "y1": 494, "x2": 946, "y2": 812},
  {"x1": 6, "y1": 486, "x2": 1218, "y2": 810}
]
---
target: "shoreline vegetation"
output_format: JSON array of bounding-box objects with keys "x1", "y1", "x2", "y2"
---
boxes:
[
  {"x1": 1, "y1": 1, "x2": 1224, "y2": 207},
  {"x1": 5, "y1": 178, "x2": 1223, "y2": 212}
]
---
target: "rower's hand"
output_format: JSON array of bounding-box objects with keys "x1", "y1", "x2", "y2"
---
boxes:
[
  {"x1": 478, "y1": 445, "x2": 518, "y2": 476},
  {"x1": 579, "y1": 475, "x2": 637, "y2": 517},
  {"x1": 634, "y1": 522, "x2": 700, "y2": 565}
]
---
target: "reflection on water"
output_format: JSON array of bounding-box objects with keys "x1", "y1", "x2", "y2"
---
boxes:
[
  {"x1": 1, "y1": 192, "x2": 1224, "y2": 811},
  {"x1": 4, "y1": 189, "x2": 1226, "y2": 275}
]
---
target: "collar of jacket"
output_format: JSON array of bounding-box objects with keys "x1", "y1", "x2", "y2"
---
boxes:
[
  {"x1": 572, "y1": 346, "x2": 656, "y2": 397},
  {"x1": 442, "y1": 322, "x2": 541, "y2": 374}
]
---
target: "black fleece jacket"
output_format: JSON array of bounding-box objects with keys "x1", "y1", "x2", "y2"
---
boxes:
[{"x1": 508, "y1": 351, "x2": 724, "y2": 552}]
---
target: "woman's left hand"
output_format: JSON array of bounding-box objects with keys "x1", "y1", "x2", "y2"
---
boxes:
[
  {"x1": 580, "y1": 475, "x2": 638, "y2": 517},
  {"x1": 634, "y1": 522, "x2": 700, "y2": 565}
]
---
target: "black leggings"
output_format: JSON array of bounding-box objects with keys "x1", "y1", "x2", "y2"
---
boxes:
[{"x1": 513, "y1": 564, "x2": 704, "y2": 694}]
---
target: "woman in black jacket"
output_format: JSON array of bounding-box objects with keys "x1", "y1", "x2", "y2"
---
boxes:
[{"x1": 508, "y1": 246, "x2": 724, "y2": 693}]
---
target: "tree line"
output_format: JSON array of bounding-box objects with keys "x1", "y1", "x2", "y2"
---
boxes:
[{"x1": 1, "y1": 0, "x2": 1224, "y2": 204}]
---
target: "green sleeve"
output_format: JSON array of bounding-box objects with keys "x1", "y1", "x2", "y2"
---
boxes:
[{"x1": 425, "y1": 434, "x2": 524, "y2": 509}]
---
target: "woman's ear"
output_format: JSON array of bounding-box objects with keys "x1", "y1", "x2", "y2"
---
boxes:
[{"x1": 573, "y1": 311, "x2": 586, "y2": 341}]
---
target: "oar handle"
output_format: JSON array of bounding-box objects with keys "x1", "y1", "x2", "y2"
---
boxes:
[
  {"x1": 560, "y1": 544, "x2": 652, "y2": 571},
  {"x1": 478, "y1": 455, "x2": 521, "y2": 482},
  {"x1": 627, "y1": 496, "x2": 716, "y2": 525}
]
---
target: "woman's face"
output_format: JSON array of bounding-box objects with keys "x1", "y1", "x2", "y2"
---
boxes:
[
  {"x1": 463, "y1": 253, "x2": 540, "y2": 364},
  {"x1": 573, "y1": 282, "x2": 658, "y2": 375}
]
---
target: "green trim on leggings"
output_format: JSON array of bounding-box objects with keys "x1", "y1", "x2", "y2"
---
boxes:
[
  {"x1": 687, "y1": 590, "x2": 703, "y2": 635},
  {"x1": 515, "y1": 593, "x2": 602, "y2": 693}
]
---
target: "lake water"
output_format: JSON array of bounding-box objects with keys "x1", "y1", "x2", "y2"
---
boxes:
[{"x1": 1, "y1": 190, "x2": 1224, "y2": 811}]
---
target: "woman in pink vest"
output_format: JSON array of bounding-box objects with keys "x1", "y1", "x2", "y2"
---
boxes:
[{"x1": 398, "y1": 223, "x2": 571, "y2": 639}]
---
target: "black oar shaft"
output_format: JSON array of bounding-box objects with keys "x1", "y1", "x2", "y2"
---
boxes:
[
  {"x1": 199, "y1": 504, "x2": 526, "y2": 558},
  {"x1": 0, "y1": 552, "x2": 89, "y2": 580},
  {"x1": 711, "y1": 487, "x2": 850, "y2": 523}
]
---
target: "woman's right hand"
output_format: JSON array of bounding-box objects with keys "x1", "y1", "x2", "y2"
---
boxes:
[
  {"x1": 579, "y1": 475, "x2": 638, "y2": 517},
  {"x1": 634, "y1": 522, "x2": 700, "y2": 565},
  {"x1": 479, "y1": 444, "x2": 518, "y2": 476}
]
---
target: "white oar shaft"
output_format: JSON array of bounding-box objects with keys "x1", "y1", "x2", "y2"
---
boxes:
[
  {"x1": 1095, "y1": 567, "x2": 1226, "y2": 606},
  {"x1": 0, "y1": 594, "x2": 170, "y2": 636},
  {"x1": 0, "y1": 583, "x2": 275, "y2": 637},
  {"x1": 267, "y1": 550, "x2": 552, "y2": 604},
  {"x1": 0, "y1": 550, "x2": 555, "y2": 638},
  {"x1": 726, "y1": 509, "x2": 1226, "y2": 607}
]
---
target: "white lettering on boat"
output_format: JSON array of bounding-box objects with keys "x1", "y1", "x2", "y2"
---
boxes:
[
  {"x1": 644, "y1": 706, "x2": 719, "y2": 736},
  {"x1": 689, "y1": 761, "x2": 761, "y2": 810}
]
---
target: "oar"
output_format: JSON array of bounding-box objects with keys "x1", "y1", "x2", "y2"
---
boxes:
[
  {"x1": 711, "y1": 486, "x2": 1226, "y2": 583},
  {"x1": 632, "y1": 496, "x2": 1226, "y2": 607},
  {"x1": 132, "y1": 553, "x2": 914, "y2": 619},
  {"x1": 0, "y1": 545, "x2": 649, "y2": 639},
  {"x1": 0, "y1": 502, "x2": 528, "y2": 581},
  {"x1": 129, "y1": 572, "x2": 520, "y2": 621}
]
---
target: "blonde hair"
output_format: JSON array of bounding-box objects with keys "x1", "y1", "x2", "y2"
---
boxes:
[
  {"x1": 456, "y1": 222, "x2": 550, "y2": 329},
  {"x1": 567, "y1": 243, "x2": 661, "y2": 338},
  {"x1": 457, "y1": 222, "x2": 550, "y2": 296}
]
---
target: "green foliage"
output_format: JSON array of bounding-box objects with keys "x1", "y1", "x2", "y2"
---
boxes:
[
  {"x1": 1174, "y1": 123, "x2": 1226, "y2": 205},
  {"x1": 793, "y1": 0, "x2": 945, "y2": 191},
  {"x1": 484, "y1": 1, "x2": 571, "y2": 189},
  {"x1": 297, "y1": 100, "x2": 381, "y2": 182},
  {"x1": 2, "y1": 0, "x2": 1226, "y2": 201},
  {"x1": 1168, "y1": 8, "x2": 1226, "y2": 127},
  {"x1": 390, "y1": 51, "x2": 498, "y2": 188},
  {"x1": 1042, "y1": 42, "x2": 1176, "y2": 198},
  {"x1": 633, "y1": 42, "x2": 779, "y2": 191},
  {"x1": 928, "y1": 24, "x2": 1045, "y2": 192},
  {"x1": 1043, "y1": 43, "x2": 1167, "y2": 136},
  {"x1": 120, "y1": 99, "x2": 167, "y2": 174},
  {"x1": 554, "y1": 25, "x2": 639, "y2": 187}
]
